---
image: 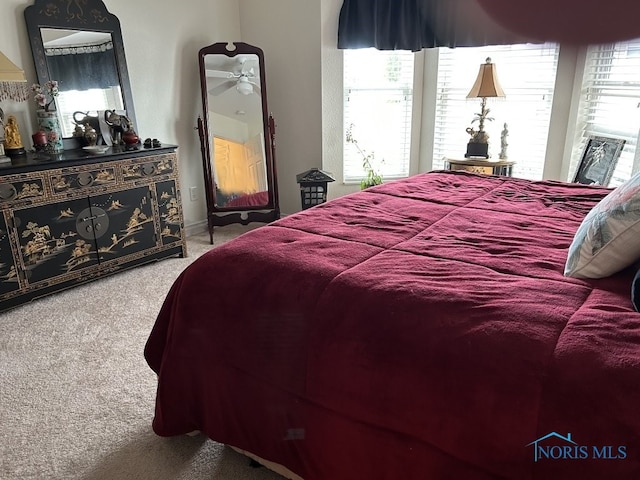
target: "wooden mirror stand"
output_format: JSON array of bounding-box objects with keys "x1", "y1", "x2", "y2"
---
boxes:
[{"x1": 197, "y1": 42, "x2": 279, "y2": 244}]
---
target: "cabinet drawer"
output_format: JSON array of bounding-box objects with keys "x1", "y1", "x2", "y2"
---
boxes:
[
  {"x1": 49, "y1": 166, "x2": 117, "y2": 195},
  {"x1": 0, "y1": 176, "x2": 46, "y2": 207},
  {"x1": 120, "y1": 153, "x2": 176, "y2": 182}
]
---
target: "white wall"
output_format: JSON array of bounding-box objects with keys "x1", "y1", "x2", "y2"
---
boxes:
[
  {"x1": 238, "y1": 0, "x2": 323, "y2": 214},
  {"x1": 321, "y1": 0, "x2": 356, "y2": 201},
  {"x1": 114, "y1": 0, "x2": 241, "y2": 233}
]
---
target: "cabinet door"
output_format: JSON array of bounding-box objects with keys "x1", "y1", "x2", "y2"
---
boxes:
[
  {"x1": 156, "y1": 180, "x2": 183, "y2": 245},
  {"x1": 90, "y1": 186, "x2": 156, "y2": 262},
  {"x1": 13, "y1": 197, "x2": 98, "y2": 285},
  {"x1": 0, "y1": 212, "x2": 20, "y2": 296}
]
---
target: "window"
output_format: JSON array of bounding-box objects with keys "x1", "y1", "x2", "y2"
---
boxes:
[
  {"x1": 568, "y1": 39, "x2": 640, "y2": 187},
  {"x1": 433, "y1": 44, "x2": 560, "y2": 180},
  {"x1": 343, "y1": 49, "x2": 414, "y2": 182}
]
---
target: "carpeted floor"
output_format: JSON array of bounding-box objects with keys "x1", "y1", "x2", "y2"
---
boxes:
[{"x1": 0, "y1": 224, "x2": 287, "y2": 480}]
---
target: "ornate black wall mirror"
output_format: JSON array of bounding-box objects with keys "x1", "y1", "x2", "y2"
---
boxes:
[
  {"x1": 197, "y1": 42, "x2": 280, "y2": 244},
  {"x1": 24, "y1": 0, "x2": 136, "y2": 142}
]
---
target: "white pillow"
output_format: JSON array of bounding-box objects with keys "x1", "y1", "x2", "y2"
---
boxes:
[{"x1": 565, "y1": 172, "x2": 640, "y2": 278}]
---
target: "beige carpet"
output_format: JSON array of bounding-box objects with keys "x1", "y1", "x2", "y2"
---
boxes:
[{"x1": 0, "y1": 224, "x2": 286, "y2": 480}]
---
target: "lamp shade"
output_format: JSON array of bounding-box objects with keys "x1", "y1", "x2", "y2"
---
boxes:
[
  {"x1": 0, "y1": 52, "x2": 26, "y2": 83},
  {"x1": 467, "y1": 57, "x2": 505, "y2": 98},
  {"x1": 0, "y1": 51, "x2": 30, "y2": 102}
]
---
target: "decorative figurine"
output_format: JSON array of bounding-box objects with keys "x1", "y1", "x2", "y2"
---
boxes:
[
  {"x1": 83, "y1": 123, "x2": 98, "y2": 146},
  {"x1": 4, "y1": 115, "x2": 26, "y2": 157},
  {"x1": 0, "y1": 108, "x2": 7, "y2": 162},
  {"x1": 72, "y1": 123, "x2": 85, "y2": 139},
  {"x1": 73, "y1": 111, "x2": 100, "y2": 132},
  {"x1": 104, "y1": 109, "x2": 128, "y2": 146},
  {"x1": 499, "y1": 123, "x2": 509, "y2": 160},
  {"x1": 465, "y1": 126, "x2": 489, "y2": 158}
]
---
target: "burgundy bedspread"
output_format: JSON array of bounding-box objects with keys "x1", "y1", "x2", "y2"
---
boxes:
[{"x1": 145, "y1": 171, "x2": 640, "y2": 480}]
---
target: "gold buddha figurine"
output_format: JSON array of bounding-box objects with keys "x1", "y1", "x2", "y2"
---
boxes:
[{"x1": 4, "y1": 114, "x2": 28, "y2": 157}]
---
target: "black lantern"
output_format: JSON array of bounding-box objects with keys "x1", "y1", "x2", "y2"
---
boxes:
[{"x1": 296, "y1": 168, "x2": 336, "y2": 210}]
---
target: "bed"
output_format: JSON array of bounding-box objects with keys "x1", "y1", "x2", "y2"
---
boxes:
[{"x1": 145, "y1": 170, "x2": 640, "y2": 480}]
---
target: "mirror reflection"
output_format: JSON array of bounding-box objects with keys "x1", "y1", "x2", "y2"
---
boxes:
[
  {"x1": 25, "y1": 0, "x2": 136, "y2": 142},
  {"x1": 40, "y1": 28, "x2": 124, "y2": 138},
  {"x1": 204, "y1": 53, "x2": 268, "y2": 208},
  {"x1": 197, "y1": 42, "x2": 280, "y2": 244}
]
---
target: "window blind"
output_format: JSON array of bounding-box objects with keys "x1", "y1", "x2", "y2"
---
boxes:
[
  {"x1": 433, "y1": 43, "x2": 559, "y2": 180},
  {"x1": 568, "y1": 40, "x2": 640, "y2": 186},
  {"x1": 343, "y1": 49, "x2": 414, "y2": 182}
]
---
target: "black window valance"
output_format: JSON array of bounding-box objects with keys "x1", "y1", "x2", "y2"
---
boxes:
[
  {"x1": 45, "y1": 42, "x2": 119, "y2": 91},
  {"x1": 337, "y1": 0, "x2": 539, "y2": 51}
]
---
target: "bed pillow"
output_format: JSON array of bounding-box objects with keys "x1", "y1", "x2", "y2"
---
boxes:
[{"x1": 565, "y1": 172, "x2": 640, "y2": 278}]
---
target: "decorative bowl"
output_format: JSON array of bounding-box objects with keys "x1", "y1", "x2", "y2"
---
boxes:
[{"x1": 82, "y1": 146, "x2": 109, "y2": 155}]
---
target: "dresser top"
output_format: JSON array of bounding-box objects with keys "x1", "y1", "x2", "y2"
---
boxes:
[{"x1": 0, "y1": 145, "x2": 178, "y2": 176}]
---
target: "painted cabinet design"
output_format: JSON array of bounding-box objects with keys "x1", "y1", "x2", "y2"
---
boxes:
[
  {"x1": 156, "y1": 180, "x2": 183, "y2": 246},
  {"x1": 0, "y1": 147, "x2": 186, "y2": 312},
  {"x1": 0, "y1": 214, "x2": 20, "y2": 296}
]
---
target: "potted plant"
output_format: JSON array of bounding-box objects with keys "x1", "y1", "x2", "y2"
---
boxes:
[
  {"x1": 346, "y1": 125, "x2": 383, "y2": 189},
  {"x1": 360, "y1": 156, "x2": 383, "y2": 190}
]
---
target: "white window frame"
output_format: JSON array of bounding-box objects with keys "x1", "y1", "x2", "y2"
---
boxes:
[
  {"x1": 342, "y1": 49, "x2": 422, "y2": 184},
  {"x1": 565, "y1": 39, "x2": 640, "y2": 187},
  {"x1": 431, "y1": 43, "x2": 560, "y2": 181},
  {"x1": 340, "y1": 41, "x2": 640, "y2": 188}
]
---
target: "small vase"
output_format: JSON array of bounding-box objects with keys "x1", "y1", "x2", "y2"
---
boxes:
[{"x1": 35, "y1": 110, "x2": 64, "y2": 154}]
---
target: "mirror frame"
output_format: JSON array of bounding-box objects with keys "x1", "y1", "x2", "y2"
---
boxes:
[
  {"x1": 197, "y1": 42, "x2": 280, "y2": 244},
  {"x1": 24, "y1": 0, "x2": 136, "y2": 141}
]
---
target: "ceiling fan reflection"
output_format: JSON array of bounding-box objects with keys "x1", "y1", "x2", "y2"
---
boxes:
[{"x1": 207, "y1": 62, "x2": 261, "y2": 96}]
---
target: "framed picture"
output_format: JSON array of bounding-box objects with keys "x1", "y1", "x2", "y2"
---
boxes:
[{"x1": 573, "y1": 136, "x2": 626, "y2": 186}]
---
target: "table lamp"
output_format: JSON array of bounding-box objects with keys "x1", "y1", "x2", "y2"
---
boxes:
[
  {"x1": 465, "y1": 57, "x2": 505, "y2": 158},
  {"x1": 0, "y1": 51, "x2": 30, "y2": 159}
]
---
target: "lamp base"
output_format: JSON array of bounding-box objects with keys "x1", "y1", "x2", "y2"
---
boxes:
[{"x1": 465, "y1": 142, "x2": 489, "y2": 158}]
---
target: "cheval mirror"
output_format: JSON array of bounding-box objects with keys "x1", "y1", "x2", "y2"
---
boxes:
[
  {"x1": 197, "y1": 42, "x2": 279, "y2": 244},
  {"x1": 24, "y1": 0, "x2": 136, "y2": 142}
]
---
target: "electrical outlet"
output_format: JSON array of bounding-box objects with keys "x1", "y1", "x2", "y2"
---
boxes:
[{"x1": 189, "y1": 186, "x2": 198, "y2": 201}]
